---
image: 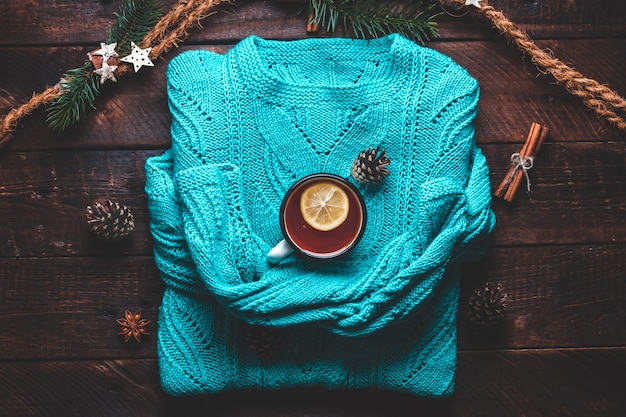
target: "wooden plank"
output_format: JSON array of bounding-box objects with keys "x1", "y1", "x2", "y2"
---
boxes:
[
  {"x1": 1, "y1": 143, "x2": 623, "y2": 257},
  {"x1": 0, "y1": 150, "x2": 159, "y2": 257},
  {"x1": 441, "y1": 40, "x2": 626, "y2": 142},
  {"x1": 453, "y1": 348, "x2": 626, "y2": 417},
  {"x1": 1, "y1": 245, "x2": 624, "y2": 360},
  {"x1": 0, "y1": 257, "x2": 164, "y2": 360},
  {"x1": 0, "y1": 0, "x2": 624, "y2": 46},
  {"x1": 1, "y1": 38, "x2": 625, "y2": 152},
  {"x1": 0, "y1": 359, "x2": 162, "y2": 417},
  {"x1": 460, "y1": 245, "x2": 626, "y2": 350},
  {"x1": 485, "y1": 142, "x2": 626, "y2": 246},
  {"x1": 1, "y1": 349, "x2": 625, "y2": 417}
]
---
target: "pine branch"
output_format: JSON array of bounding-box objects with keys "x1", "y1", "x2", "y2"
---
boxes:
[
  {"x1": 310, "y1": 0, "x2": 441, "y2": 43},
  {"x1": 46, "y1": 63, "x2": 100, "y2": 133},
  {"x1": 45, "y1": 0, "x2": 162, "y2": 133},
  {"x1": 108, "y1": 0, "x2": 163, "y2": 55}
]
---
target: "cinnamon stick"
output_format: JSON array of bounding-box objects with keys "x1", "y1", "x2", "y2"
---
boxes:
[
  {"x1": 493, "y1": 123, "x2": 539, "y2": 198},
  {"x1": 306, "y1": 8, "x2": 319, "y2": 33},
  {"x1": 503, "y1": 123, "x2": 543, "y2": 201},
  {"x1": 530, "y1": 123, "x2": 549, "y2": 155},
  {"x1": 494, "y1": 122, "x2": 550, "y2": 202}
]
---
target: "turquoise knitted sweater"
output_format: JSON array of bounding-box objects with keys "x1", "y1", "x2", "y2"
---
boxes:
[{"x1": 145, "y1": 34, "x2": 496, "y2": 397}]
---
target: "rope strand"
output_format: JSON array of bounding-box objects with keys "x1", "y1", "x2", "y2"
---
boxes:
[
  {"x1": 0, "y1": 87, "x2": 62, "y2": 149},
  {"x1": 480, "y1": 5, "x2": 626, "y2": 132}
]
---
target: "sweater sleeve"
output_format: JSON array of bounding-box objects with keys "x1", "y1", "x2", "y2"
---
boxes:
[
  {"x1": 144, "y1": 150, "x2": 206, "y2": 295},
  {"x1": 170, "y1": 153, "x2": 490, "y2": 338},
  {"x1": 418, "y1": 61, "x2": 496, "y2": 262}
]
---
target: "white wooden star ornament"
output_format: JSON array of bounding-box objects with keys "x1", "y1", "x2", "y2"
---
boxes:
[
  {"x1": 465, "y1": 0, "x2": 483, "y2": 8},
  {"x1": 121, "y1": 42, "x2": 154, "y2": 73},
  {"x1": 95, "y1": 61, "x2": 118, "y2": 84},
  {"x1": 92, "y1": 42, "x2": 119, "y2": 60}
]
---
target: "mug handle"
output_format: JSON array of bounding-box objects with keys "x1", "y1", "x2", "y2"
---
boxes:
[{"x1": 267, "y1": 239, "x2": 294, "y2": 264}]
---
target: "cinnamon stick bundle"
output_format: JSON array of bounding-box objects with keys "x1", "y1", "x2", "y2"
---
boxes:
[{"x1": 494, "y1": 122, "x2": 550, "y2": 202}]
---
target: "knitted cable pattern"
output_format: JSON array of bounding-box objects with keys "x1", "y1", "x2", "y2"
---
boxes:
[{"x1": 145, "y1": 34, "x2": 496, "y2": 397}]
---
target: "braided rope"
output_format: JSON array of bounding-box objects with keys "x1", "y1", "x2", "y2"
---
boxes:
[
  {"x1": 0, "y1": 87, "x2": 62, "y2": 148},
  {"x1": 480, "y1": 5, "x2": 626, "y2": 133},
  {"x1": 0, "y1": 0, "x2": 226, "y2": 149},
  {"x1": 144, "y1": 0, "x2": 226, "y2": 58}
]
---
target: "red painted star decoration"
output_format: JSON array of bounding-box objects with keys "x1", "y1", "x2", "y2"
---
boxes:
[{"x1": 116, "y1": 310, "x2": 151, "y2": 343}]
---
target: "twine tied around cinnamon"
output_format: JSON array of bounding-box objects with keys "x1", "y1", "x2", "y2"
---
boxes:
[
  {"x1": 509, "y1": 152, "x2": 534, "y2": 192},
  {"x1": 494, "y1": 122, "x2": 550, "y2": 202}
]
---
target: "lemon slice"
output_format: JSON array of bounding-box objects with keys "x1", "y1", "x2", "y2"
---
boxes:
[{"x1": 300, "y1": 180, "x2": 350, "y2": 231}]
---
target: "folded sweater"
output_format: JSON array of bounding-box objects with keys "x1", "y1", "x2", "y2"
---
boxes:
[{"x1": 145, "y1": 34, "x2": 496, "y2": 397}]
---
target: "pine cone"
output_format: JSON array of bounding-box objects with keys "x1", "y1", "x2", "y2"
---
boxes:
[
  {"x1": 350, "y1": 147, "x2": 391, "y2": 184},
  {"x1": 86, "y1": 200, "x2": 135, "y2": 241},
  {"x1": 468, "y1": 282, "x2": 508, "y2": 327},
  {"x1": 245, "y1": 324, "x2": 283, "y2": 360}
]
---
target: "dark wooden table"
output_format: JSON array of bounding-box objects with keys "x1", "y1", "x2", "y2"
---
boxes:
[{"x1": 1, "y1": 1, "x2": 625, "y2": 416}]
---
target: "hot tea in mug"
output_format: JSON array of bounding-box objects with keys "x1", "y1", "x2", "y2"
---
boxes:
[{"x1": 267, "y1": 173, "x2": 366, "y2": 263}]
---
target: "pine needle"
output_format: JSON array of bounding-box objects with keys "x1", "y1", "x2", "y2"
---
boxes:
[
  {"x1": 310, "y1": 0, "x2": 441, "y2": 44},
  {"x1": 46, "y1": 63, "x2": 100, "y2": 133},
  {"x1": 108, "y1": 0, "x2": 163, "y2": 55}
]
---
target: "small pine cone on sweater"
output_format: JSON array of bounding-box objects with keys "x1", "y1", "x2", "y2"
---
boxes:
[
  {"x1": 351, "y1": 147, "x2": 391, "y2": 184},
  {"x1": 86, "y1": 200, "x2": 135, "y2": 241},
  {"x1": 245, "y1": 324, "x2": 284, "y2": 360},
  {"x1": 468, "y1": 282, "x2": 508, "y2": 327}
]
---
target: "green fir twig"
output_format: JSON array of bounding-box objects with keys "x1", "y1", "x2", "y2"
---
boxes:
[
  {"x1": 46, "y1": 63, "x2": 100, "y2": 133},
  {"x1": 107, "y1": 0, "x2": 163, "y2": 57},
  {"x1": 46, "y1": 0, "x2": 162, "y2": 133},
  {"x1": 310, "y1": 0, "x2": 442, "y2": 44}
]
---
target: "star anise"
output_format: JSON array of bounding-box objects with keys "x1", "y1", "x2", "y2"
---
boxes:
[{"x1": 116, "y1": 310, "x2": 151, "y2": 343}]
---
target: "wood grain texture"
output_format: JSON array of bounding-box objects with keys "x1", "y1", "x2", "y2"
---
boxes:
[
  {"x1": 1, "y1": 350, "x2": 625, "y2": 417},
  {"x1": 1, "y1": 245, "x2": 624, "y2": 360},
  {"x1": 460, "y1": 245, "x2": 626, "y2": 350},
  {"x1": 0, "y1": 0, "x2": 624, "y2": 415},
  {"x1": 0, "y1": 256, "x2": 163, "y2": 360},
  {"x1": 0, "y1": 0, "x2": 625, "y2": 46},
  {"x1": 0, "y1": 150, "x2": 158, "y2": 257},
  {"x1": 0, "y1": 360, "x2": 162, "y2": 417},
  {"x1": 485, "y1": 142, "x2": 626, "y2": 246}
]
